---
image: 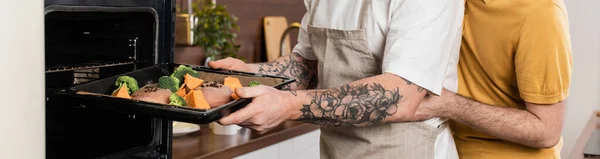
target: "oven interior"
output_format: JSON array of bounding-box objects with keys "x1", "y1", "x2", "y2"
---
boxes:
[{"x1": 45, "y1": 6, "x2": 171, "y2": 159}]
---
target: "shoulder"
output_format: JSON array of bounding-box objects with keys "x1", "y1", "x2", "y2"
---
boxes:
[
  {"x1": 519, "y1": 0, "x2": 569, "y2": 34},
  {"x1": 523, "y1": 0, "x2": 568, "y2": 22},
  {"x1": 390, "y1": 0, "x2": 463, "y2": 16}
]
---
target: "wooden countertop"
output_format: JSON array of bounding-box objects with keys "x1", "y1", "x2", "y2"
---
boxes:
[
  {"x1": 172, "y1": 121, "x2": 319, "y2": 159},
  {"x1": 570, "y1": 111, "x2": 600, "y2": 159}
]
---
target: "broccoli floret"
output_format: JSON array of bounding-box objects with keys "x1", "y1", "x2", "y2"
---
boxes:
[
  {"x1": 170, "y1": 65, "x2": 199, "y2": 84},
  {"x1": 171, "y1": 76, "x2": 180, "y2": 88},
  {"x1": 249, "y1": 80, "x2": 260, "y2": 87},
  {"x1": 115, "y1": 76, "x2": 139, "y2": 94},
  {"x1": 158, "y1": 76, "x2": 180, "y2": 92},
  {"x1": 169, "y1": 93, "x2": 188, "y2": 106}
]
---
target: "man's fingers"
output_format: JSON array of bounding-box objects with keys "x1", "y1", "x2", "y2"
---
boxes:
[
  {"x1": 238, "y1": 120, "x2": 253, "y2": 126},
  {"x1": 208, "y1": 58, "x2": 232, "y2": 69},
  {"x1": 209, "y1": 57, "x2": 239, "y2": 69},
  {"x1": 250, "y1": 125, "x2": 270, "y2": 133},
  {"x1": 218, "y1": 104, "x2": 259, "y2": 125},
  {"x1": 236, "y1": 85, "x2": 270, "y2": 98},
  {"x1": 207, "y1": 61, "x2": 219, "y2": 68}
]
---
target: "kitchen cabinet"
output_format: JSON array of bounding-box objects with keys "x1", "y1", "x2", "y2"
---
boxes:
[
  {"x1": 173, "y1": 122, "x2": 320, "y2": 159},
  {"x1": 235, "y1": 130, "x2": 321, "y2": 159}
]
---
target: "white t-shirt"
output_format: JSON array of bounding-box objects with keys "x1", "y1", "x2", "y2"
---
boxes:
[{"x1": 292, "y1": 0, "x2": 463, "y2": 159}]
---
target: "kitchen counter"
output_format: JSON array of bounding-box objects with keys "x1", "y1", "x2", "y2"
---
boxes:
[
  {"x1": 570, "y1": 111, "x2": 600, "y2": 159},
  {"x1": 172, "y1": 121, "x2": 319, "y2": 159}
]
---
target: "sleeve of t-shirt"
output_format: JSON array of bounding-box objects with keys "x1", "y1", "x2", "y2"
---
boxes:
[
  {"x1": 291, "y1": 0, "x2": 317, "y2": 60},
  {"x1": 515, "y1": 4, "x2": 572, "y2": 104},
  {"x1": 382, "y1": 0, "x2": 464, "y2": 95}
]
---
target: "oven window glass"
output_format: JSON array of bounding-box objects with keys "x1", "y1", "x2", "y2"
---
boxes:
[{"x1": 45, "y1": 9, "x2": 161, "y2": 158}]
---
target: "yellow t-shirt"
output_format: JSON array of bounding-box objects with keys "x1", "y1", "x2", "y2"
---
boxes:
[{"x1": 454, "y1": 0, "x2": 572, "y2": 158}]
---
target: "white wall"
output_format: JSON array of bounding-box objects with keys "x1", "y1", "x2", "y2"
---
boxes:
[
  {"x1": 0, "y1": 0, "x2": 45, "y2": 159},
  {"x1": 561, "y1": 0, "x2": 600, "y2": 158}
]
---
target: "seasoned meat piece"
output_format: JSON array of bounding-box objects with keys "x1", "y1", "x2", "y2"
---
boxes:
[
  {"x1": 198, "y1": 82, "x2": 233, "y2": 107},
  {"x1": 200, "y1": 81, "x2": 224, "y2": 88},
  {"x1": 131, "y1": 84, "x2": 172, "y2": 104}
]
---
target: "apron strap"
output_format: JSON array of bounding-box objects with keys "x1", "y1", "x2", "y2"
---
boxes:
[
  {"x1": 308, "y1": 0, "x2": 321, "y2": 25},
  {"x1": 308, "y1": 0, "x2": 371, "y2": 29},
  {"x1": 357, "y1": 0, "x2": 370, "y2": 29}
]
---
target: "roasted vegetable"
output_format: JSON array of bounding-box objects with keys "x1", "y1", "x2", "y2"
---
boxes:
[
  {"x1": 184, "y1": 74, "x2": 204, "y2": 89},
  {"x1": 169, "y1": 93, "x2": 188, "y2": 106},
  {"x1": 184, "y1": 90, "x2": 210, "y2": 109},
  {"x1": 175, "y1": 84, "x2": 188, "y2": 97},
  {"x1": 114, "y1": 76, "x2": 139, "y2": 94},
  {"x1": 112, "y1": 83, "x2": 132, "y2": 99},
  {"x1": 224, "y1": 76, "x2": 243, "y2": 100},
  {"x1": 249, "y1": 81, "x2": 260, "y2": 87},
  {"x1": 171, "y1": 65, "x2": 199, "y2": 84},
  {"x1": 158, "y1": 76, "x2": 180, "y2": 92}
]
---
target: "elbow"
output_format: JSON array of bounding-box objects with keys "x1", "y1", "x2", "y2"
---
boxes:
[{"x1": 531, "y1": 134, "x2": 561, "y2": 149}]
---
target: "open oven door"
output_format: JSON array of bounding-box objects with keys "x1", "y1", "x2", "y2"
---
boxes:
[{"x1": 43, "y1": 3, "x2": 176, "y2": 158}]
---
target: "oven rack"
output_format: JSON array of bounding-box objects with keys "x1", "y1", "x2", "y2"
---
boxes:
[{"x1": 45, "y1": 61, "x2": 136, "y2": 73}]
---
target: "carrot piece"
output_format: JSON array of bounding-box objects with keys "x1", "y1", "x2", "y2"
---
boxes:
[
  {"x1": 224, "y1": 76, "x2": 243, "y2": 100},
  {"x1": 175, "y1": 84, "x2": 188, "y2": 97},
  {"x1": 184, "y1": 74, "x2": 204, "y2": 89},
  {"x1": 192, "y1": 90, "x2": 211, "y2": 109},
  {"x1": 183, "y1": 91, "x2": 193, "y2": 106},
  {"x1": 183, "y1": 90, "x2": 210, "y2": 109},
  {"x1": 112, "y1": 83, "x2": 132, "y2": 99},
  {"x1": 230, "y1": 93, "x2": 240, "y2": 100}
]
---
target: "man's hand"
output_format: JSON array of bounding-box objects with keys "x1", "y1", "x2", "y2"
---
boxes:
[
  {"x1": 208, "y1": 57, "x2": 256, "y2": 72},
  {"x1": 209, "y1": 54, "x2": 317, "y2": 91},
  {"x1": 218, "y1": 85, "x2": 296, "y2": 131}
]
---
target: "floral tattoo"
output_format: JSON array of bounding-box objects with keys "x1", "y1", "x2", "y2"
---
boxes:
[
  {"x1": 258, "y1": 54, "x2": 317, "y2": 90},
  {"x1": 297, "y1": 83, "x2": 401, "y2": 126}
]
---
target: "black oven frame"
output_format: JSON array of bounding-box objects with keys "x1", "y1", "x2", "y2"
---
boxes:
[{"x1": 44, "y1": 0, "x2": 175, "y2": 159}]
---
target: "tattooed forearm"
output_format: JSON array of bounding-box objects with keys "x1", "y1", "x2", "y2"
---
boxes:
[
  {"x1": 401, "y1": 77, "x2": 425, "y2": 93},
  {"x1": 257, "y1": 53, "x2": 317, "y2": 90},
  {"x1": 289, "y1": 90, "x2": 298, "y2": 96},
  {"x1": 296, "y1": 83, "x2": 402, "y2": 126}
]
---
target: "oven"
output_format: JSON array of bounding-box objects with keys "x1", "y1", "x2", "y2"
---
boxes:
[{"x1": 44, "y1": 0, "x2": 175, "y2": 158}]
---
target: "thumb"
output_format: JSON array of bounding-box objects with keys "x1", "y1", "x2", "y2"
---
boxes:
[
  {"x1": 236, "y1": 85, "x2": 269, "y2": 98},
  {"x1": 208, "y1": 57, "x2": 233, "y2": 69}
]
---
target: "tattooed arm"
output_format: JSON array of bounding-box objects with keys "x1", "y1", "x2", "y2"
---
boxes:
[
  {"x1": 253, "y1": 54, "x2": 317, "y2": 90},
  {"x1": 289, "y1": 73, "x2": 426, "y2": 126},
  {"x1": 219, "y1": 73, "x2": 427, "y2": 129},
  {"x1": 208, "y1": 53, "x2": 317, "y2": 90}
]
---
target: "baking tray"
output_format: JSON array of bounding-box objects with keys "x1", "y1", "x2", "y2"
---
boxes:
[{"x1": 52, "y1": 63, "x2": 295, "y2": 124}]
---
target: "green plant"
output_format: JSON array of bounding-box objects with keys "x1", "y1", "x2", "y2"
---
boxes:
[{"x1": 192, "y1": 1, "x2": 240, "y2": 61}]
